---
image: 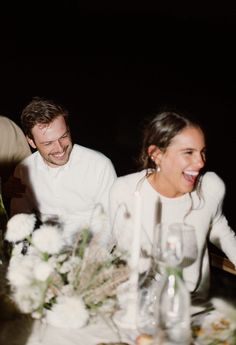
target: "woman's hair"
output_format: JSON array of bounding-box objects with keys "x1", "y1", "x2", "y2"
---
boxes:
[
  {"x1": 138, "y1": 110, "x2": 206, "y2": 217},
  {"x1": 138, "y1": 111, "x2": 203, "y2": 170},
  {"x1": 21, "y1": 97, "x2": 69, "y2": 139}
]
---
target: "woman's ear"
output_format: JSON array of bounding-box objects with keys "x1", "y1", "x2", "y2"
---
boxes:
[
  {"x1": 26, "y1": 136, "x2": 37, "y2": 149},
  {"x1": 148, "y1": 144, "x2": 162, "y2": 163}
]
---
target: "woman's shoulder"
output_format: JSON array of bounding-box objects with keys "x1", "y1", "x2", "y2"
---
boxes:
[
  {"x1": 111, "y1": 170, "x2": 146, "y2": 192},
  {"x1": 200, "y1": 171, "x2": 226, "y2": 198}
]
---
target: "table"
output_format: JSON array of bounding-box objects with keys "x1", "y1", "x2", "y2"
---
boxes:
[
  {"x1": 1, "y1": 299, "x2": 236, "y2": 345},
  {"x1": 0, "y1": 313, "x2": 136, "y2": 345},
  {"x1": 1, "y1": 264, "x2": 236, "y2": 345}
]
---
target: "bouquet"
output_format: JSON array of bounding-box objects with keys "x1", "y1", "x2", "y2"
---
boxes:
[{"x1": 4, "y1": 213, "x2": 130, "y2": 329}]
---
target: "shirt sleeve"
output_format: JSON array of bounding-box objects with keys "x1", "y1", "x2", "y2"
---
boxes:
[
  {"x1": 94, "y1": 158, "x2": 117, "y2": 212},
  {"x1": 207, "y1": 173, "x2": 236, "y2": 267}
]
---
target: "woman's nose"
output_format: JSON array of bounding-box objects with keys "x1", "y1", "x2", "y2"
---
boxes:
[{"x1": 196, "y1": 153, "x2": 205, "y2": 168}]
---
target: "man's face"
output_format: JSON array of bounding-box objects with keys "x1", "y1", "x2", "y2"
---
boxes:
[{"x1": 28, "y1": 115, "x2": 73, "y2": 167}]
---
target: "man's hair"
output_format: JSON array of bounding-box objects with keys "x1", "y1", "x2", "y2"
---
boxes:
[{"x1": 21, "y1": 97, "x2": 69, "y2": 139}]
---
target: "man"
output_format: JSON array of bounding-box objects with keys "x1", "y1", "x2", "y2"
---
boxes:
[{"x1": 11, "y1": 97, "x2": 117, "y2": 245}]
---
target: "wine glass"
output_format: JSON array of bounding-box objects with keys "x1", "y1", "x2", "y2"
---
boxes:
[
  {"x1": 169, "y1": 223, "x2": 198, "y2": 268},
  {"x1": 153, "y1": 222, "x2": 198, "y2": 269}
]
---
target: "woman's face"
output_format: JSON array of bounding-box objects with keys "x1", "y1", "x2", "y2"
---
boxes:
[{"x1": 156, "y1": 126, "x2": 206, "y2": 197}]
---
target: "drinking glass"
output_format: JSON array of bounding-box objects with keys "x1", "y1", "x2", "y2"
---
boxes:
[
  {"x1": 153, "y1": 222, "x2": 198, "y2": 269},
  {"x1": 137, "y1": 281, "x2": 159, "y2": 336}
]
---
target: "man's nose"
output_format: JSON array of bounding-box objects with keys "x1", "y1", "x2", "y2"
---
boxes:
[{"x1": 54, "y1": 140, "x2": 64, "y2": 151}]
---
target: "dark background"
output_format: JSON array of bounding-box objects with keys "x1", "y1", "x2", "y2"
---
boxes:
[{"x1": 1, "y1": 2, "x2": 236, "y2": 229}]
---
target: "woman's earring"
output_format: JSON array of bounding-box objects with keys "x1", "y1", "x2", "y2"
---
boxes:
[{"x1": 151, "y1": 155, "x2": 160, "y2": 172}]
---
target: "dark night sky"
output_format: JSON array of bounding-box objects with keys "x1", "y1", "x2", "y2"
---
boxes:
[{"x1": 1, "y1": 2, "x2": 236, "y2": 228}]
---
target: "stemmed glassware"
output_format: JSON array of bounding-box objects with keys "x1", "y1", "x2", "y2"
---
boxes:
[
  {"x1": 152, "y1": 222, "x2": 198, "y2": 344},
  {"x1": 153, "y1": 222, "x2": 198, "y2": 269},
  {"x1": 137, "y1": 222, "x2": 198, "y2": 340}
]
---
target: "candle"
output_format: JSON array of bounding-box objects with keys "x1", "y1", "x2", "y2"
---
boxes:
[
  {"x1": 130, "y1": 190, "x2": 142, "y2": 270},
  {"x1": 156, "y1": 196, "x2": 162, "y2": 225},
  {"x1": 127, "y1": 190, "x2": 142, "y2": 326},
  {"x1": 113, "y1": 190, "x2": 142, "y2": 330}
]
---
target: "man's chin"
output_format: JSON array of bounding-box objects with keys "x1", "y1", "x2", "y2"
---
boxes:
[
  {"x1": 48, "y1": 156, "x2": 70, "y2": 167},
  {"x1": 53, "y1": 159, "x2": 69, "y2": 166}
]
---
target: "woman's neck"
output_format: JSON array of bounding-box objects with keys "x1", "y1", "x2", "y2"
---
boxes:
[{"x1": 147, "y1": 171, "x2": 184, "y2": 198}]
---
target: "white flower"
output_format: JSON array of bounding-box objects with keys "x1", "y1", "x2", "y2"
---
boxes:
[
  {"x1": 5, "y1": 213, "x2": 36, "y2": 242},
  {"x1": 46, "y1": 295, "x2": 89, "y2": 329},
  {"x1": 7, "y1": 255, "x2": 39, "y2": 286},
  {"x1": 34, "y1": 261, "x2": 53, "y2": 281},
  {"x1": 13, "y1": 284, "x2": 44, "y2": 313},
  {"x1": 32, "y1": 224, "x2": 65, "y2": 254}
]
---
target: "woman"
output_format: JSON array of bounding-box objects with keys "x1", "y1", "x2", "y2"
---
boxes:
[{"x1": 109, "y1": 111, "x2": 236, "y2": 300}]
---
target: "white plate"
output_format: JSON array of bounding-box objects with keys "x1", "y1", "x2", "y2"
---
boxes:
[{"x1": 192, "y1": 309, "x2": 236, "y2": 344}]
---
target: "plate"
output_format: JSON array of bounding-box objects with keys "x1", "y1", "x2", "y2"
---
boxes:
[{"x1": 191, "y1": 309, "x2": 236, "y2": 344}]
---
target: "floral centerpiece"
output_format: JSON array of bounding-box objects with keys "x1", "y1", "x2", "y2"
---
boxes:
[{"x1": 4, "y1": 212, "x2": 130, "y2": 329}]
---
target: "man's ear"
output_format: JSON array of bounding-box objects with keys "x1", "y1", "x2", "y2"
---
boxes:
[{"x1": 26, "y1": 135, "x2": 36, "y2": 149}]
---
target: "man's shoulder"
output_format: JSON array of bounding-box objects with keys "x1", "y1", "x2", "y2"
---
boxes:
[
  {"x1": 72, "y1": 144, "x2": 113, "y2": 164},
  {"x1": 15, "y1": 151, "x2": 38, "y2": 169}
]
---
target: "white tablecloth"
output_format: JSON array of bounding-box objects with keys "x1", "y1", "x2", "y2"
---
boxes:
[{"x1": 0, "y1": 314, "x2": 138, "y2": 345}]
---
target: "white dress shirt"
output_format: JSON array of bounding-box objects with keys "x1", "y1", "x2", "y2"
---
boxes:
[{"x1": 11, "y1": 144, "x2": 117, "y2": 244}]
